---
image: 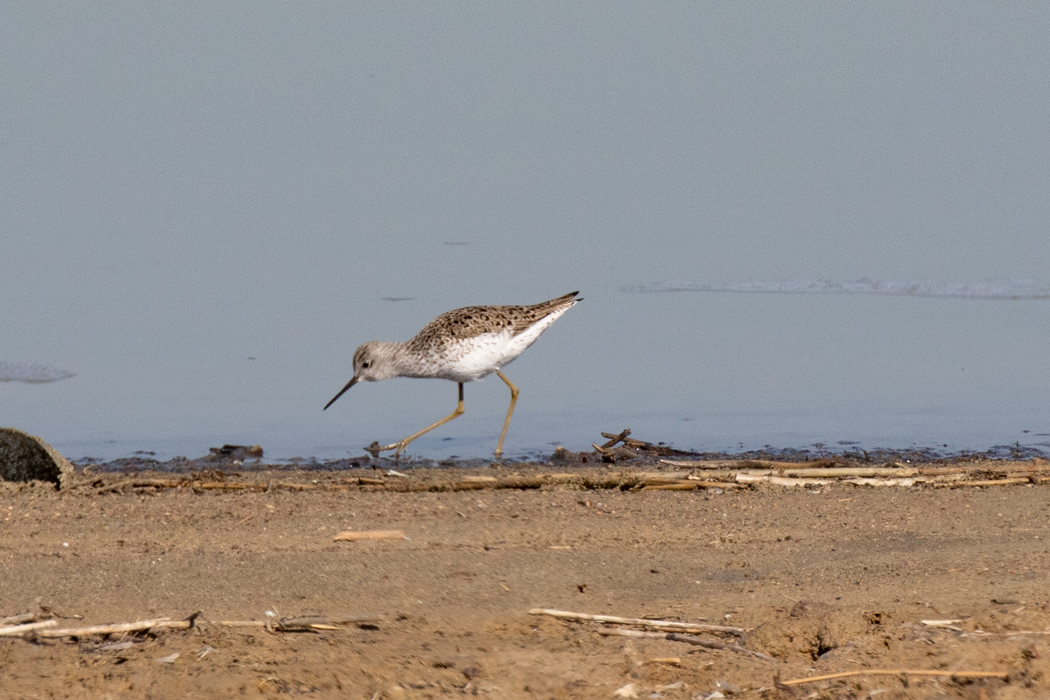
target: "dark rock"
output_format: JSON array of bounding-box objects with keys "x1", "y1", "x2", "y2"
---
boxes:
[{"x1": 0, "y1": 427, "x2": 75, "y2": 488}]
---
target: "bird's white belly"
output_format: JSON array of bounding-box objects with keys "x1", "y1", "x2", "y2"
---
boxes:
[{"x1": 439, "y1": 331, "x2": 524, "y2": 382}]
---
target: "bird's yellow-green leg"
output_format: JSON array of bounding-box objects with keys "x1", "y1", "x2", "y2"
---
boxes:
[
  {"x1": 494, "y1": 370, "x2": 519, "y2": 459},
  {"x1": 370, "y1": 383, "x2": 466, "y2": 459}
]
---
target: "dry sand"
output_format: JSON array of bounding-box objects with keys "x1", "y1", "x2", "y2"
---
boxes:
[{"x1": 2, "y1": 461, "x2": 1050, "y2": 699}]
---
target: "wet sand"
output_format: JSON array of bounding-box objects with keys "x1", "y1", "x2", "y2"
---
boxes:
[{"x1": 2, "y1": 461, "x2": 1050, "y2": 699}]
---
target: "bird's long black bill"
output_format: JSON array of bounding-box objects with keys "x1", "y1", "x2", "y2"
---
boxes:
[{"x1": 324, "y1": 377, "x2": 358, "y2": 410}]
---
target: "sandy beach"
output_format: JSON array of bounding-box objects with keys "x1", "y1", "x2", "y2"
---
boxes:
[{"x1": 2, "y1": 459, "x2": 1050, "y2": 699}]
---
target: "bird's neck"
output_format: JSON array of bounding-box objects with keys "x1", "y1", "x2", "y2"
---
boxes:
[
  {"x1": 391, "y1": 341, "x2": 443, "y2": 379},
  {"x1": 377, "y1": 341, "x2": 421, "y2": 379}
]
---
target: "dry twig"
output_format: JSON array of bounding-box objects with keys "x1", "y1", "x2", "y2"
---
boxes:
[
  {"x1": 3, "y1": 612, "x2": 385, "y2": 638},
  {"x1": 599, "y1": 429, "x2": 632, "y2": 449},
  {"x1": 277, "y1": 614, "x2": 382, "y2": 629},
  {"x1": 529, "y1": 608, "x2": 745, "y2": 636},
  {"x1": 664, "y1": 459, "x2": 839, "y2": 470},
  {"x1": 662, "y1": 459, "x2": 1050, "y2": 490},
  {"x1": 0, "y1": 620, "x2": 58, "y2": 636},
  {"x1": 0, "y1": 612, "x2": 41, "y2": 627},
  {"x1": 779, "y1": 668, "x2": 1008, "y2": 686},
  {"x1": 39, "y1": 618, "x2": 174, "y2": 638}
]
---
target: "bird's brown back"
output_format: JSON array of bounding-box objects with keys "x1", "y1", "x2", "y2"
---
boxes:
[{"x1": 406, "y1": 292, "x2": 579, "y2": 353}]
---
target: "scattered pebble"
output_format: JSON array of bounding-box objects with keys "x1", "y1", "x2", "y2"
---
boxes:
[{"x1": 613, "y1": 683, "x2": 639, "y2": 698}]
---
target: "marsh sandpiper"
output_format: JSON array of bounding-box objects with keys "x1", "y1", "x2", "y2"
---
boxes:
[{"x1": 324, "y1": 291, "x2": 581, "y2": 458}]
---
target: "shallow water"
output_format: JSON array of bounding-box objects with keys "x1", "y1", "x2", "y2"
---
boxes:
[
  {"x1": 8, "y1": 288, "x2": 1049, "y2": 462},
  {"x1": 0, "y1": 362, "x2": 75, "y2": 384},
  {"x1": 3, "y1": 5, "x2": 1049, "y2": 462},
  {"x1": 625, "y1": 278, "x2": 1050, "y2": 300}
]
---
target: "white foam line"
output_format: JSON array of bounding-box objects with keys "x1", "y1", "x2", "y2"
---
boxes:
[{"x1": 622, "y1": 278, "x2": 1050, "y2": 300}]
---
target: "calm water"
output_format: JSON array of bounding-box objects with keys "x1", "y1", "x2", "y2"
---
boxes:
[
  {"x1": 6, "y1": 285, "x2": 1049, "y2": 462},
  {"x1": 3, "y1": 5, "x2": 1049, "y2": 461}
]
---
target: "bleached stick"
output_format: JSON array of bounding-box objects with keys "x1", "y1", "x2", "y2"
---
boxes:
[
  {"x1": 844, "y1": 478, "x2": 918, "y2": 487},
  {"x1": 949, "y1": 478, "x2": 1031, "y2": 487},
  {"x1": 920, "y1": 619, "x2": 963, "y2": 628},
  {"x1": 780, "y1": 668, "x2": 1008, "y2": 686},
  {"x1": 528, "y1": 608, "x2": 744, "y2": 635},
  {"x1": 278, "y1": 614, "x2": 383, "y2": 629},
  {"x1": 39, "y1": 618, "x2": 173, "y2": 638},
  {"x1": 642, "y1": 482, "x2": 736, "y2": 491},
  {"x1": 0, "y1": 620, "x2": 58, "y2": 636},
  {"x1": 735, "y1": 474, "x2": 832, "y2": 487},
  {"x1": 688, "y1": 469, "x2": 965, "y2": 481},
  {"x1": 0, "y1": 612, "x2": 40, "y2": 627},
  {"x1": 780, "y1": 467, "x2": 917, "y2": 478},
  {"x1": 5, "y1": 614, "x2": 386, "y2": 637},
  {"x1": 661, "y1": 459, "x2": 837, "y2": 470}
]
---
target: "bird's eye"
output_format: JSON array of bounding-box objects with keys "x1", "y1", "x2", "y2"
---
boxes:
[{"x1": 362, "y1": 361, "x2": 371, "y2": 369}]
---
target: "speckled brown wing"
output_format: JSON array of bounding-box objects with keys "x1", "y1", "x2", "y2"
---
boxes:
[
  {"x1": 407, "y1": 292, "x2": 579, "y2": 351},
  {"x1": 507, "y1": 291, "x2": 579, "y2": 335}
]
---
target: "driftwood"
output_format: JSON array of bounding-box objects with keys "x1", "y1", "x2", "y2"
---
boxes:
[
  {"x1": 735, "y1": 474, "x2": 832, "y2": 487},
  {"x1": 599, "y1": 429, "x2": 633, "y2": 449},
  {"x1": 642, "y1": 481, "x2": 739, "y2": 490},
  {"x1": 952, "y1": 478, "x2": 1033, "y2": 487},
  {"x1": 85, "y1": 457, "x2": 1050, "y2": 496},
  {"x1": 4, "y1": 613, "x2": 385, "y2": 639},
  {"x1": 94, "y1": 479, "x2": 338, "y2": 494},
  {"x1": 666, "y1": 458, "x2": 840, "y2": 470},
  {"x1": 844, "y1": 478, "x2": 918, "y2": 487},
  {"x1": 0, "y1": 612, "x2": 41, "y2": 626},
  {"x1": 661, "y1": 459, "x2": 1050, "y2": 489},
  {"x1": 780, "y1": 668, "x2": 1009, "y2": 686},
  {"x1": 276, "y1": 614, "x2": 383, "y2": 630},
  {"x1": 668, "y1": 458, "x2": 1050, "y2": 474},
  {"x1": 89, "y1": 472, "x2": 1048, "y2": 494},
  {"x1": 733, "y1": 473, "x2": 1039, "y2": 489},
  {"x1": 920, "y1": 619, "x2": 963, "y2": 629},
  {"x1": 595, "y1": 429, "x2": 694, "y2": 457},
  {"x1": 90, "y1": 472, "x2": 736, "y2": 495},
  {"x1": 679, "y1": 469, "x2": 965, "y2": 481},
  {"x1": 596, "y1": 627, "x2": 773, "y2": 661},
  {"x1": 530, "y1": 607, "x2": 768, "y2": 660},
  {"x1": 529, "y1": 608, "x2": 744, "y2": 636},
  {"x1": 0, "y1": 620, "x2": 58, "y2": 636},
  {"x1": 633, "y1": 474, "x2": 742, "y2": 490},
  {"x1": 40, "y1": 618, "x2": 175, "y2": 638},
  {"x1": 755, "y1": 467, "x2": 921, "y2": 478},
  {"x1": 180, "y1": 614, "x2": 384, "y2": 631}
]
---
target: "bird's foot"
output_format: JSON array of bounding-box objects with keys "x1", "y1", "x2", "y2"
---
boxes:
[{"x1": 365, "y1": 440, "x2": 407, "y2": 460}]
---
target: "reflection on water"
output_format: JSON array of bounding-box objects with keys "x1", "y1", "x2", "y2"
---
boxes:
[
  {"x1": 0, "y1": 362, "x2": 75, "y2": 384},
  {"x1": 624, "y1": 279, "x2": 1050, "y2": 300}
]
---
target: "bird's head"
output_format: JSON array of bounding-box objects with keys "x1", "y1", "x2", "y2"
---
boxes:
[{"x1": 323, "y1": 341, "x2": 398, "y2": 410}]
